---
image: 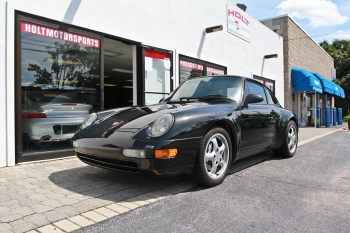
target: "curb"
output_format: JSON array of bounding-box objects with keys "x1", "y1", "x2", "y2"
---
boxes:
[{"x1": 25, "y1": 181, "x2": 197, "y2": 233}]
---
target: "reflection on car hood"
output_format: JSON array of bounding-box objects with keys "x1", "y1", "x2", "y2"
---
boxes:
[{"x1": 79, "y1": 102, "x2": 234, "y2": 137}]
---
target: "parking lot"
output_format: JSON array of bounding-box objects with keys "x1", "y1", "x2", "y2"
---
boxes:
[{"x1": 0, "y1": 125, "x2": 347, "y2": 233}]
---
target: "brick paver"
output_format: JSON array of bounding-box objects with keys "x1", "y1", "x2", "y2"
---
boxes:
[
  {"x1": 81, "y1": 211, "x2": 107, "y2": 222},
  {"x1": 68, "y1": 215, "x2": 94, "y2": 227},
  {"x1": 0, "y1": 125, "x2": 346, "y2": 233},
  {"x1": 53, "y1": 219, "x2": 80, "y2": 232}
]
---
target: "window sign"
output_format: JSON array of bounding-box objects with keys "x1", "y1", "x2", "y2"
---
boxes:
[
  {"x1": 207, "y1": 67, "x2": 225, "y2": 75},
  {"x1": 179, "y1": 60, "x2": 204, "y2": 83},
  {"x1": 179, "y1": 56, "x2": 226, "y2": 84},
  {"x1": 21, "y1": 21, "x2": 100, "y2": 48},
  {"x1": 227, "y1": 4, "x2": 251, "y2": 43},
  {"x1": 180, "y1": 60, "x2": 204, "y2": 70}
]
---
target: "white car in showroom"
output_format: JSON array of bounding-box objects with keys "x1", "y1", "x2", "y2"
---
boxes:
[{"x1": 22, "y1": 91, "x2": 98, "y2": 147}]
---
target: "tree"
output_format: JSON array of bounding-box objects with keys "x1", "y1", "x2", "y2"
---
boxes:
[
  {"x1": 27, "y1": 41, "x2": 99, "y2": 89},
  {"x1": 319, "y1": 39, "x2": 350, "y2": 115}
]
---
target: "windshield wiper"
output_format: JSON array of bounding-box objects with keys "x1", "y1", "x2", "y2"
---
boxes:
[
  {"x1": 179, "y1": 96, "x2": 201, "y2": 101},
  {"x1": 199, "y1": 94, "x2": 237, "y2": 103},
  {"x1": 200, "y1": 94, "x2": 228, "y2": 99}
]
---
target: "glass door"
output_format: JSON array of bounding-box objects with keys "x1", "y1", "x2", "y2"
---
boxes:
[{"x1": 144, "y1": 49, "x2": 173, "y2": 105}]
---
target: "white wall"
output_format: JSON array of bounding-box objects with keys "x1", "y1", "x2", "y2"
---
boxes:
[
  {"x1": 1, "y1": 0, "x2": 284, "y2": 167},
  {"x1": 0, "y1": 0, "x2": 7, "y2": 167}
]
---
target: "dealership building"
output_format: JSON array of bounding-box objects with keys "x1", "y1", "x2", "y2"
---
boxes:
[
  {"x1": 1, "y1": 0, "x2": 289, "y2": 167},
  {"x1": 261, "y1": 15, "x2": 345, "y2": 128}
]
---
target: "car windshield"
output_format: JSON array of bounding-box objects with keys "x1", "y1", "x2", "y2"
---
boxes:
[{"x1": 167, "y1": 76, "x2": 243, "y2": 102}]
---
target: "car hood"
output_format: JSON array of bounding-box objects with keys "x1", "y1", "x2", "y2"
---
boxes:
[{"x1": 76, "y1": 101, "x2": 235, "y2": 138}]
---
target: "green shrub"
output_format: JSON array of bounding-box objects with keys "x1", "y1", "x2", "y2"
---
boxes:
[{"x1": 343, "y1": 115, "x2": 350, "y2": 122}]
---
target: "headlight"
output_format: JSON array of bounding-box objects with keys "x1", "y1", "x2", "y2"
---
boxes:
[
  {"x1": 81, "y1": 113, "x2": 97, "y2": 129},
  {"x1": 150, "y1": 113, "x2": 174, "y2": 137}
]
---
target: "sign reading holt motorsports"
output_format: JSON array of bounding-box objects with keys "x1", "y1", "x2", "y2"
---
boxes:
[{"x1": 226, "y1": 4, "x2": 251, "y2": 43}]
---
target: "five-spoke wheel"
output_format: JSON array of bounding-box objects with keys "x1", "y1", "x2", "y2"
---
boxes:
[
  {"x1": 273, "y1": 121, "x2": 298, "y2": 158},
  {"x1": 191, "y1": 126, "x2": 232, "y2": 186}
]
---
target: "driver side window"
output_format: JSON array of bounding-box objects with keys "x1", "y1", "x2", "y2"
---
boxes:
[{"x1": 246, "y1": 81, "x2": 267, "y2": 104}]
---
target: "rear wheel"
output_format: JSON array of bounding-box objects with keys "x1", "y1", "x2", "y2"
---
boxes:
[
  {"x1": 191, "y1": 127, "x2": 232, "y2": 187},
  {"x1": 273, "y1": 121, "x2": 298, "y2": 158}
]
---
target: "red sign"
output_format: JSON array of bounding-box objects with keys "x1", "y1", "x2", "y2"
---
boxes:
[
  {"x1": 21, "y1": 21, "x2": 100, "y2": 48},
  {"x1": 145, "y1": 50, "x2": 171, "y2": 59},
  {"x1": 265, "y1": 81, "x2": 274, "y2": 86},
  {"x1": 207, "y1": 67, "x2": 225, "y2": 75},
  {"x1": 180, "y1": 60, "x2": 203, "y2": 70}
]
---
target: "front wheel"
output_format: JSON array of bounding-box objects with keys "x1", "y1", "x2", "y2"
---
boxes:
[
  {"x1": 273, "y1": 121, "x2": 298, "y2": 158},
  {"x1": 191, "y1": 127, "x2": 232, "y2": 187}
]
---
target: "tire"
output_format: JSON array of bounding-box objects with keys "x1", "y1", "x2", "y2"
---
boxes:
[
  {"x1": 273, "y1": 121, "x2": 298, "y2": 158},
  {"x1": 191, "y1": 126, "x2": 232, "y2": 187}
]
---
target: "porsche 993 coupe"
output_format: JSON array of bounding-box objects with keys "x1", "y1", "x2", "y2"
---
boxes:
[{"x1": 72, "y1": 75, "x2": 298, "y2": 187}]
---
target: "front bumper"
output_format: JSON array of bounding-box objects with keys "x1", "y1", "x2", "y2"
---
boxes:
[{"x1": 74, "y1": 136, "x2": 202, "y2": 176}]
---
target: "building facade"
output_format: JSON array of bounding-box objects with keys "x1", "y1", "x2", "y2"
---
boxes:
[
  {"x1": 1, "y1": 0, "x2": 284, "y2": 167},
  {"x1": 261, "y1": 15, "x2": 344, "y2": 127}
]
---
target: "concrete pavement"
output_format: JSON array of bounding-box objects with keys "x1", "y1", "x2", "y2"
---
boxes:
[{"x1": 0, "y1": 124, "x2": 347, "y2": 233}]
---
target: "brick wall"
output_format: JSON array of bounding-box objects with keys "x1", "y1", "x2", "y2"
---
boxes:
[{"x1": 261, "y1": 16, "x2": 334, "y2": 110}]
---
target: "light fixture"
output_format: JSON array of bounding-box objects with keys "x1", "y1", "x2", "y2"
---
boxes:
[
  {"x1": 204, "y1": 25, "x2": 223, "y2": 33},
  {"x1": 122, "y1": 86, "x2": 133, "y2": 89},
  {"x1": 273, "y1": 29, "x2": 284, "y2": 36},
  {"x1": 264, "y1": 54, "x2": 278, "y2": 59},
  {"x1": 95, "y1": 84, "x2": 118, "y2": 86},
  {"x1": 111, "y1": 68, "x2": 133, "y2": 73}
]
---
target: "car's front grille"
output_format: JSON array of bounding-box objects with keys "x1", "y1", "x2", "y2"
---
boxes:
[{"x1": 76, "y1": 152, "x2": 139, "y2": 173}]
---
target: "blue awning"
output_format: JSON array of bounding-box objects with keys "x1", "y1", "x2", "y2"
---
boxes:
[
  {"x1": 333, "y1": 83, "x2": 345, "y2": 98},
  {"x1": 311, "y1": 72, "x2": 335, "y2": 95},
  {"x1": 312, "y1": 72, "x2": 345, "y2": 98},
  {"x1": 332, "y1": 83, "x2": 341, "y2": 97},
  {"x1": 291, "y1": 68, "x2": 322, "y2": 93}
]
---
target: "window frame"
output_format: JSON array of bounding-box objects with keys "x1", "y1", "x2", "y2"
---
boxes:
[{"x1": 179, "y1": 55, "x2": 227, "y2": 85}]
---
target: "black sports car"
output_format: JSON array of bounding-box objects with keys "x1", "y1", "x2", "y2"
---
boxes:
[{"x1": 72, "y1": 75, "x2": 298, "y2": 187}]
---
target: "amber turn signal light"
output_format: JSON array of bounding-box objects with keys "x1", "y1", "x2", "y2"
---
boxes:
[{"x1": 154, "y1": 149, "x2": 178, "y2": 159}]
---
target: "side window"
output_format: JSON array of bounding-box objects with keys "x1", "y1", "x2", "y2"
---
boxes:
[
  {"x1": 264, "y1": 87, "x2": 279, "y2": 105},
  {"x1": 246, "y1": 81, "x2": 267, "y2": 104},
  {"x1": 244, "y1": 82, "x2": 250, "y2": 100}
]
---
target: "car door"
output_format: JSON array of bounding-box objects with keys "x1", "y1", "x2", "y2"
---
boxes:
[{"x1": 239, "y1": 80, "x2": 277, "y2": 157}]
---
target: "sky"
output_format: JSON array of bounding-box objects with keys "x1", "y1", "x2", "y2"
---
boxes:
[{"x1": 230, "y1": 0, "x2": 350, "y2": 43}]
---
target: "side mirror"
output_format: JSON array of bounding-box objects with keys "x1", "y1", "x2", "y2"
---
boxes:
[{"x1": 244, "y1": 94, "x2": 263, "y2": 108}]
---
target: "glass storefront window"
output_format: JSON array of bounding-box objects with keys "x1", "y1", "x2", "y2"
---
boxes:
[
  {"x1": 144, "y1": 49, "x2": 172, "y2": 105},
  {"x1": 179, "y1": 56, "x2": 226, "y2": 84},
  {"x1": 179, "y1": 60, "x2": 204, "y2": 83},
  {"x1": 20, "y1": 21, "x2": 101, "y2": 155}
]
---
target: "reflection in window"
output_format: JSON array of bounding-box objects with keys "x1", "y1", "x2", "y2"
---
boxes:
[
  {"x1": 20, "y1": 21, "x2": 100, "y2": 155},
  {"x1": 179, "y1": 60, "x2": 204, "y2": 83},
  {"x1": 246, "y1": 81, "x2": 267, "y2": 104},
  {"x1": 144, "y1": 50, "x2": 172, "y2": 105}
]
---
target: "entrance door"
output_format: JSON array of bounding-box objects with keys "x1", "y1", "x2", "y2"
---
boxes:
[
  {"x1": 103, "y1": 38, "x2": 134, "y2": 109},
  {"x1": 143, "y1": 48, "x2": 173, "y2": 105}
]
